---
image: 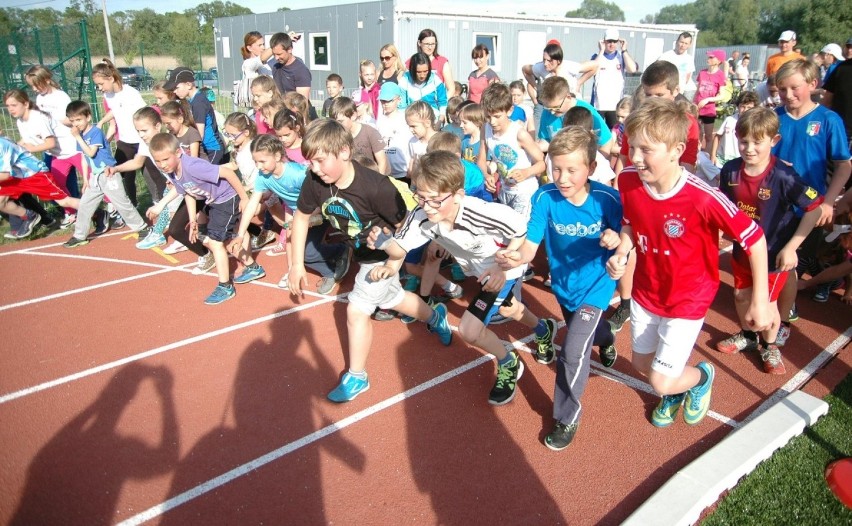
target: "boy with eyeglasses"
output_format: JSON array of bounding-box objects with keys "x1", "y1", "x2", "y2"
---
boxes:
[{"x1": 535, "y1": 76, "x2": 613, "y2": 155}]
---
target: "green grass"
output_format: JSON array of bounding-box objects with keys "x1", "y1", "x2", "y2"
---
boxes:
[{"x1": 703, "y1": 374, "x2": 852, "y2": 525}]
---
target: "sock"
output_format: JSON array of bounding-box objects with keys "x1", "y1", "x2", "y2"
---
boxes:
[
  {"x1": 762, "y1": 341, "x2": 776, "y2": 348},
  {"x1": 348, "y1": 369, "x2": 367, "y2": 379},
  {"x1": 498, "y1": 352, "x2": 516, "y2": 366},
  {"x1": 220, "y1": 281, "x2": 234, "y2": 288},
  {"x1": 534, "y1": 319, "x2": 549, "y2": 337},
  {"x1": 620, "y1": 298, "x2": 631, "y2": 310},
  {"x1": 419, "y1": 293, "x2": 430, "y2": 303},
  {"x1": 246, "y1": 262, "x2": 259, "y2": 270},
  {"x1": 697, "y1": 367, "x2": 709, "y2": 386},
  {"x1": 781, "y1": 321, "x2": 791, "y2": 328},
  {"x1": 427, "y1": 307, "x2": 440, "y2": 326},
  {"x1": 442, "y1": 281, "x2": 458, "y2": 293},
  {"x1": 743, "y1": 330, "x2": 758, "y2": 342}
]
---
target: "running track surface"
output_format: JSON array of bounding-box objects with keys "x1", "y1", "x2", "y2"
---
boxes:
[{"x1": 0, "y1": 230, "x2": 849, "y2": 525}]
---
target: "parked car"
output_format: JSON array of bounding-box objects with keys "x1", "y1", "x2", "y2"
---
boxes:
[
  {"x1": 118, "y1": 66, "x2": 153, "y2": 90},
  {"x1": 194, "y1": 70, "x2": 218, "y2": 90}
]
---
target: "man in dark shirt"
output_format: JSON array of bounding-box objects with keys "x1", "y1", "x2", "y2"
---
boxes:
[
  {"x1": 268, "y1": 32, "x2": 312, "y2": 100},
  {"x1": 823, "y1": 38, "x2": 852, "y2": 149}
]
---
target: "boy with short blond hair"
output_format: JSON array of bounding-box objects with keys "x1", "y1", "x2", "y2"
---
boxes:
[
  {"x1": 606, "y1": 97, "x2": 770, "y2": 428},
  {"x1": 497, "y1": 126, "x2": 621, "y2": 450},
  {"x1": 372, "y1": 150, "x2": 556, "y2": 406},
  {"x1": 716, "y1": 107, "x2": 822, "y2": 374},
  {"x1": 288, "y1": 119, "x2": 452, "y2": 402},
  {"x1": 329, "y1": 96, "x2": 389, "y2": 175}
]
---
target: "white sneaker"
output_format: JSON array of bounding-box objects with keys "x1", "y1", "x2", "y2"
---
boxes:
[
  {"x1": 163, "y1": 240, "x2": 188, "y2": 255},
  {"x1": 776, "y1": 325, "x2": 791, "y2": 346},
  {"x1": 192, "y1": 252, "x2": 216, "y2": 275},
  {"x1": 278, "y1": 273, "x2": 290, "y2": 289}
]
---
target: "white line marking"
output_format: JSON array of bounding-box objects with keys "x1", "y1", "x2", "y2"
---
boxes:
[
  {"x1": 117, "y1": 353, "x2": 493, "y2": 526},
  {"x1": 0, "y1": 229, "x2": 129, "y2": 257},
  {"x1": 0, "y1": 296, "x2": 342, "y2": 405}
]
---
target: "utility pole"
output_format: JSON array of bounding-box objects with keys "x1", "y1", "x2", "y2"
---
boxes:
[{"x1": 102, "y1": 0, "x2": 115, "y2": 63}]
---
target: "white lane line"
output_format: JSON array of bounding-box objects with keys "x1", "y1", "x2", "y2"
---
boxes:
[
  {"x1": 0, "y1": 229, "x2": 129, "y2": 257},
  {"x1": 0, "y1": 295, "x2": 343, "y2": 405},
  {"x1": 116, "y1": 353, "x2": 494, "y2": 526}
]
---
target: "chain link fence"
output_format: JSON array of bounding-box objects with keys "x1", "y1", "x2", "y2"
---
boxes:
[{"x1": 0, "y1": 19, "x2": 97, "y2": 139}]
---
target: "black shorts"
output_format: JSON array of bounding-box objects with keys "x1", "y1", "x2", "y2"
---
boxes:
[
  {"x1": 466, "y1": 278, "x2": 518, "y2": 325},
  {"x1": 204, "y1": 195, "x2": 241, "y2": 242},
  {"x1": 699, "y1": 115, "x2": 716, "y2": 125}
]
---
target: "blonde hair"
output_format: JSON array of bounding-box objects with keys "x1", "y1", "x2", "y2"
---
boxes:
[
  {"x1": 250, "y1": 75, "x2": 281, "y2": 100},
  {"x1": 624, "y1": 97, "x2": 688, "y2": 150},
  {"x1": 459, "y1": 103, "x2": 485, "y2": 127},
  {"x1": 539, "y1": 76, "x2": 571, "y2": 106},
  {"x1": 380, "y1": 43, "x2": 405, "y2": 75},
  {"x1": 775, "y1": 58, "x2": 820, "y2": 86},
  {"x1": 301, "y1": 119, "x2": 354, "y2": 159},
  {"x1": 404, "y1": 100, "x2": 436, "y2": 129},
  {"x1": 261, "y1": 99, "x2": 287, "y2": 123},
  {"x1": 149, "y1": 132, "x2": 179, "y2": 153},
  {"x1": 411, "y1": 150, "x2": 464, "y2": 193},
  {"x1": 283, "y1": 91, "x2": 313, "y2": 125},
  {"x1": 24, "y1": 65, "x2": 60, "y2": 92},
  {"x1": 426, "y1": 131, "x2": 462, "y2": 154},
  {"x1": 548, "y1": 126, "x2": 597, "y2": 166}
]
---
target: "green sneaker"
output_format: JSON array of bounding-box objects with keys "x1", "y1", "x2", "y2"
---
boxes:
[
  {"x1": 599, "y1": 344, "x2": 617, "y2": 368},
  {"x1": 533, "y1": 318, "x2": 557, "y2": 364},
  {"x1": 489, "y1": 352, "x2": 524, "y2": 405},
  {"x1": 683, "y1": 362, "x2": 715, "y2": 425},
  {"x1": 651, "y1": 393, "x2": 685, "y2": 428}
]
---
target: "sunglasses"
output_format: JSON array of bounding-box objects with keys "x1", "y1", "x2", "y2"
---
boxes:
[
  {"x1": 380, "y1": 55, "x2": 393, "y2": 61},
  {"x1": 605, "y1": 39, "x2": 619, "y2": 44}
]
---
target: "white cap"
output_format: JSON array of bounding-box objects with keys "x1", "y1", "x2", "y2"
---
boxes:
[
  {"x1": 778, "y1": 30, "x2": 796, "y2": 42},
  {"x1": 826, "y1": 224, "x2": 852, "y2": 243},
  {"x1": 822, "y1": 43, "x2": 844, "y2": 61},
  {"x1": 604, "y1": 28, "x2": 620, "y2": 41}
]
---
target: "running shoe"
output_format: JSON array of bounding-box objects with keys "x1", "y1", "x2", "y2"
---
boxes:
[
  {"x1": 813, "y1": 285, "x2": 830, "y2": 303},
  {"x1": 135, "y1": 231, "x2": 167, "y2": 249},
  {"x1": 776, "y1": 324, "x2": 791, "y2": 346},
  {"x1": 316, "y1": 276, "x2": 337, "y2": 295},
  {"x1": 63, "y1": 236, "x2": 89, "y2": 248},
  {"x1": 427, "y1": 303, "x2": 453, "y2": 346},
  {"x1": 788, "y1": 304, "x2": 799, "y2": 322},
  {"x1": 544, "y1": 422, "x2": 579, "y2": 451},
  {"x1": 278, "y1": 273, "x2": 290, "y2": 289},
  {"x1": 608, "y1": 302, "x2": 630, "y2": 333},
  {"x1": 250, "y1": 229, "x2": 277, "y2": 251},
  {"x1": 93, "y1": 209, "x2": 110, "y2": 236},
  {"x1": 59, "y1": 213, "x2": 77, "y2": 229},
  {"x1": 16, "y1": 212, "x2": 41, "y2": 238},
  {"x1": 716, "y1": 331, "x2": 758, "y2": 354},
  {"x1": 111, "y1": 212, "x2": 125, "y2": 229},
  {"x1": 533, "y1": 318, "x2": 557, "y2": 365},
  {"x1": 651, "y1": 393, "x2": 685, "y2": 428},
  {"x1": 163, "y1": 240, "x2": 188, "y2": 255},
  {"x1": 443, "y1": 283, "x2": 464, "y2": 300},
  {"x1": 372, "y1": 308, "x2": 397, "y2": 321},
  {"x1": 522, "y1": 268, "x2": 536, "y2": 282},
  {"x1": 760, "y1": 344, "x2": 787, "y2": 375},
  {"x1": 234, "y1": 264, "x2": 266, "y2": 284},
  {"x1": 204, "y1": 283, "x2": 236, "y2": 305},
  {"x1": 192, "y1": 252, "x2": 216, "y2": 275},
  {"x1": 683, "y1": 362, "x2": 715, "y2": 425},
  {"x1": 599, "y1": 344, "x2": 617, "y2": 368},
  {"x1": 403, "y1": 275, "x2": 421, "y2": 293},
  {"x1": 489, "y1": 352, "x2": 524, "y2": 405},
  {"x1": 450, "y1": 263, "x2": 466, "y2": 283},
  {"x1": 265, "y1": 241, "x2": 287, "y2": 256},
  {"x1": 333, "y1": 245, "x2": 353, "y2": 283},
  {"x1": 327, "y1": 372, "x2": 370, "y2": 402}
]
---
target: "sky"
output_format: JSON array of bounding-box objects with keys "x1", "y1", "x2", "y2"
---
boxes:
[{"x1": 4, "y1": 0, "x2": 691, "y2": 24}]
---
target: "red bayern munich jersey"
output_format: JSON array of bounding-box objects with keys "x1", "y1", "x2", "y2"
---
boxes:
[{"x1": 620, "y1": 167, "x2": 764, "y2": 320}]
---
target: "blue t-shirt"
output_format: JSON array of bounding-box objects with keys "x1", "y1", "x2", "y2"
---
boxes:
[
  {"x1": 510, "y1": 105, "x2": 526, "y2": 122},
  {"x1": 538, "y1": 99, "x2": 613, "y2": 147},
  {"x1": 79, "y1": 125, "x2": 116, "y2": 175},
  {"x1": 254, "y1": 162, "x2": 307, "y2": 211},
  {"x1": 462, "y1": 159, "x2": 492, "y2": 202},
  {"x1": 461, "y1": 135, "x2": 485, "y2": 164},
  {"x1": 0, "y1": 137, "x2": 47, "y2": 178},
  {"x1": 189, "y1": 90, "x2": 223, "y2": 153},
  {"x1": 772, "y1": 104, "x2": 851, "y2": 194},
  {"x1": 527, "y1": 181, "x2": 622, "y2": 311}
]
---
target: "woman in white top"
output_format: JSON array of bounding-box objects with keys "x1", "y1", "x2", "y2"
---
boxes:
[
  {"x1": 733, "y1": 53, "x2": 751, "y2": 89},
  {"x1": 93, "y1": 59, "x2": 146, "y2": 207},
  {"x1": 235, "y1": 31, "x2": 274, "y2": 108}
]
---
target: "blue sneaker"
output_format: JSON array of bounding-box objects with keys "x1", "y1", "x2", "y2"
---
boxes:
[
  {"x1": 204, "y1": 283, "x2": 236, "y2": 305},
  {"x1": 683, "y1": 362, "x2": 715, "y2": 425},
  {"x1": 651, "y1": 393, "x2": 685, "y2": 427},
  {"x1": 234, "y1": 264, "x2": 266, "y2": 284},
  {"x1": 135, "y1": 231, "x2": 166, "y2": 249},
  {"x1": 403, "y1": 275, "x2": 421, "y2": 293},
  {"x1": 327, "y1": 372, "x2": 370, "y2": 402},
  {"x1": 450, "y1": 263, "x2": 466, "y2": 282},
  {"x1": 428, "y1": 303, "x2": 452, "y2": 346}
]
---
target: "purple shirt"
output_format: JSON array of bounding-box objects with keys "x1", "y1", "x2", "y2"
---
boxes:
[{"x1": 164, "y1": 154, "x2": 237, "y2": 204}]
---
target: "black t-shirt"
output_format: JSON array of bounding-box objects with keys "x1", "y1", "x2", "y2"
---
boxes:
[
  {"x1": 297, "y1": 161, "x2": 407, "y2": 263},
  {"x1": 272, "y1": 57, "x2": 312, "y2": 94},
  {"x1": 824, "y1": 59, "x2": 852, "y2": 138}
]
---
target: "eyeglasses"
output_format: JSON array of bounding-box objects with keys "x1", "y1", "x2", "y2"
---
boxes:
[
  {"x1": 222, "y1": 130, "x2": 245, "y2": 141},
  {"x1": 420, "y1": 41, "x2": 437, "y2": 47},
  {"x1": 414, "y1": 193, "x2": 453, "y2": 208},
  {"x1": 605, "y1": 39, "x2": 619, "y2": 44},
  {"x1": 380, "y1": 55, "x2": 393, "y2": 61},
  {"x1": 546, "y1": 93, "x2": 569, "y2": 113}
]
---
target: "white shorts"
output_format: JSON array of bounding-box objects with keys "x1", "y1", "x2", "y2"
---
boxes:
[
  {"x1": 630, "y1": 301, "x2": 705, "y2": 378},
  {"x1": 347, "y1": 261, "x2": 406, "y2": 315}
]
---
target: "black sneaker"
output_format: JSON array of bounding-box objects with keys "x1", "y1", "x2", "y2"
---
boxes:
[
  {"x1": 600, "y1": 344, "x2": 617, "y2": 367},
  {"x1": 63, "y1": 236, "x2": 89, "y2": 248},
  {"x1": 533, "y1": 318, "x2": 557, "y2": 365},
  {"x1": 93, "y1": 209, "x2": 110, "y2": 236},
  {"x1": 608, "y1": 302, "x2": 630, "y2": 332},
  {"x1": 489, "y1": 352, "x2": 524, "y2": 405},
  {"x1": 788, "y1": 303, "x2": 799, "y2": 322},
  {"x1": 544, "y1": 422, "x2": 579, "y2": 451},
  {"x1": 333, "y1": 245, "x2": 353, "y2": 283}
]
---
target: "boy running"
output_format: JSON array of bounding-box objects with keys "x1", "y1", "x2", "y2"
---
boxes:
[{"x1": 606, "y1": 98, "x2": 770, "y2": 428}]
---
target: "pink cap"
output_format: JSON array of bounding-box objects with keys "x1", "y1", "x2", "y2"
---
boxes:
[{"x1": 707, "y1": 49, "x2": 726, "y2": 63}]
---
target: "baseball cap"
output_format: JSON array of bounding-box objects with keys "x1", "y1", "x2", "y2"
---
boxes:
[
  {"x1": 822, "y1": 43, "x2": 844, "y2": 62},
  {"x1": 778, "y1": 30, "x2": 796, "y2": 42},
  {"x1": 604, "y1": 28, "x2": 620, "y2": 41},
  {"x1": 846, "y1": 37, "x2": 852, "y2": 46},
  {"x1": 707, "y1": 49, "x2": 726, "y2": 63},
  {"x1": 826, "y1": 224, "x2": 852, "y2": 243},
  {"x1": 163, "y1": 67, "x2": 195, "y2": 90},
  {"x1": 379, "y1": 82, "x2": 403, "y2": 101},
  {"x1": 546, "y1": 39, "x2": 561, "y2": 47}
]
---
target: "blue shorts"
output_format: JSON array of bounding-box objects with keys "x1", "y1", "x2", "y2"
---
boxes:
[{"x1": 466, "y1": 278, "x2": 518, "y2": 325}]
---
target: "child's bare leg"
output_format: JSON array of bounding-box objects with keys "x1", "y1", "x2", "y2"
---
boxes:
[
  {"x1": 760, "y1": 302, "x2": 781, "y2": 342},
  {"x1": 458, "y1": 312, "x2": 509, "y2": 360},
  {"x1": 0, "y1": 197, "x2": 28, "y2": 216},
  {"x1": 346, "y1": 302, "x2": 374, "y2": 372},
  {"x1": 55, "y1": 196, "x2": 80, "y2": 210},
  {"x1": 393, "y1": 291, "x2": 435, "y2": 321},
  {"x1": 500, "y1": 300, "x2": 539, "y2": 329},
  {"x1": 648, "y1": 367, "x2": 702, "y2": 396},
  {"x1": 204, "y1": 239, "x2": 230, "y2": 283}
]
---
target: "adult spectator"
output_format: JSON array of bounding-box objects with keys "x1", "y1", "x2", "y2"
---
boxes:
[
  {"x1": 733, "y1": 53, "x2": 751, "y2": 89},
  {"x1": 822, "y1": 38, "x2": 852, "y2": 148},
  {"x1": 658, "y1": 32, "x2": 697, "y2": 100},
  {"x1": 398, "y1": 52, "x2": 448, "y2": 120},
  {"x1": 820, "y1": 43, "x2": 844, "y2": 84},
  {"x1": 378, "y1": 43, "x2": 405, "y2": 85},
  {"x1": 268, "y1": 32, "x2": 311, "y2": 100},
  {"x1": 522, "y1": 40, "x2": 595, "y2": 133},
  {"x1": 234, "y1": 31, "x2": 273, "y2": 108},
  {"x1": 586, "y1": 28, "x2": 637, "y2": 129},
  {"x1": 726, "y1": 50, "x2": 740, "y2": 79},
  {"x1": 409, "y1": 29, "x2": 456, "y2": 98},
  {"x1": 766, "y1": 30, "x2": 804, "y2": 78}
]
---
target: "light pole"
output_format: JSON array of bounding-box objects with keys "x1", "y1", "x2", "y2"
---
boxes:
[{"x1": 101, "y1": 0, "x2": 115, "y2": 63}]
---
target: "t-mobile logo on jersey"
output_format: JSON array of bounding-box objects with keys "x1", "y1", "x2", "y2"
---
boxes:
[{"x1": 552, "y1": 221, "x2": 601, "y2": 237}]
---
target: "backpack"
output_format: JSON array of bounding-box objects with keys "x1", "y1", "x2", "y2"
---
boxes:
[{"x1": 234, "y1": 77, "x2": 253, "y2": 108}]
